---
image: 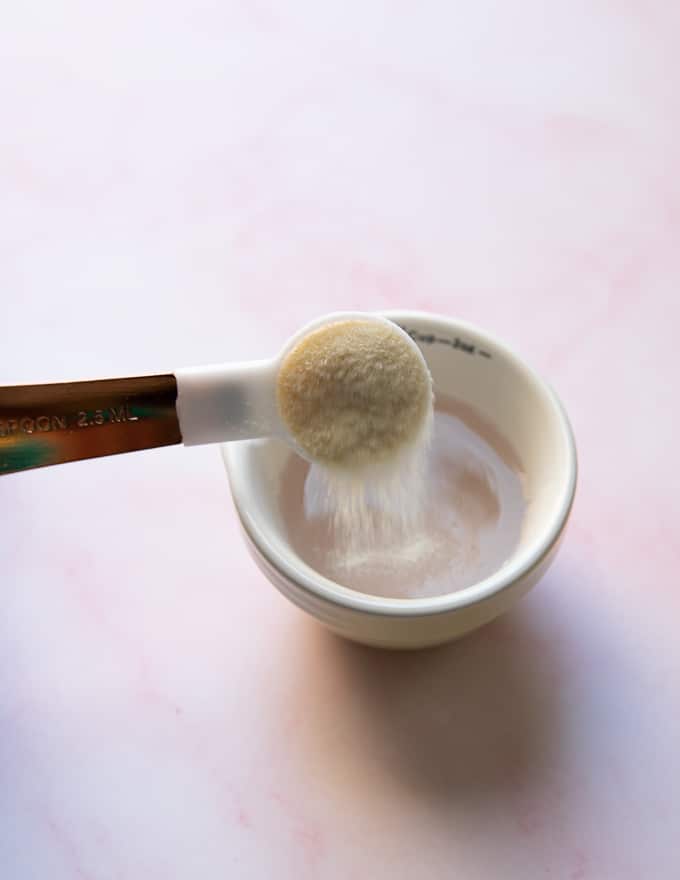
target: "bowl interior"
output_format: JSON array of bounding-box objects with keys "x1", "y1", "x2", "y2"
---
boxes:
[{"x1": 224, "y1": 312, "x2": 576, "y2": 608}]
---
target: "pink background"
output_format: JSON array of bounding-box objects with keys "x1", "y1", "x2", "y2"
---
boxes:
[{"x1": 2, "y1": 2, "x2": 679, "y2": 877}]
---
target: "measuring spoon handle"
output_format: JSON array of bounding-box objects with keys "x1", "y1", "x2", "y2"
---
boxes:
[{"x1": 0, "y1": 375, "x2": 182, "y2": 475}]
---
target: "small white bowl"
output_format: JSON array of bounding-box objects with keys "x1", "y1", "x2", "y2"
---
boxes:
[{"x1": 223, "y1": 311, "x2": 577, "y2": 649}]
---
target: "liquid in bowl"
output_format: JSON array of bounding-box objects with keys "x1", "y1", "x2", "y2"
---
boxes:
[{"x1": 279, "y1": 394, "x2": 527, "y2": 599}]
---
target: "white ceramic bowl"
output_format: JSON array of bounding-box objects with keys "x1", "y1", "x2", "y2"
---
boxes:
[{"x1": 223, "y1": 312, "x2": 577, "y2": 649}]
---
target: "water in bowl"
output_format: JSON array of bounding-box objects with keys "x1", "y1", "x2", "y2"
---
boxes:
[{"x1": 278, "y1": 395, "x2": 526, "y2": 599}]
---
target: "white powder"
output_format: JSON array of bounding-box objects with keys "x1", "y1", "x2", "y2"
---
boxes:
[
  {"x1": 276, "y1": 317, "x2": 435, "y2": 552},
  {"x1": 302, "y1": 417, "x2": 433, "y2": 556}
]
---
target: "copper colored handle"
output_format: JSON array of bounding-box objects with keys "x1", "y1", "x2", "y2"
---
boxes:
[{"x1": 0, "y1": 375, "x2": 182, "y2": 475}]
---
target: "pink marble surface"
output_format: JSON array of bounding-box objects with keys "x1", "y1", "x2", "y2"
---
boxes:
[{"x1": 2, "y1": 2, "x2": 679, "y2": 877}]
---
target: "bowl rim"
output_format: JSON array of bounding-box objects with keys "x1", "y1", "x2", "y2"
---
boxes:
[{"x1": 224, "y1": 311, "x2": 577, "y2": 618}]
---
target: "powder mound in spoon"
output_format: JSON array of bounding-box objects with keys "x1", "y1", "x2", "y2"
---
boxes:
[{"x1": 276, "y1": 319, "x2": 433, "y2": 468}]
